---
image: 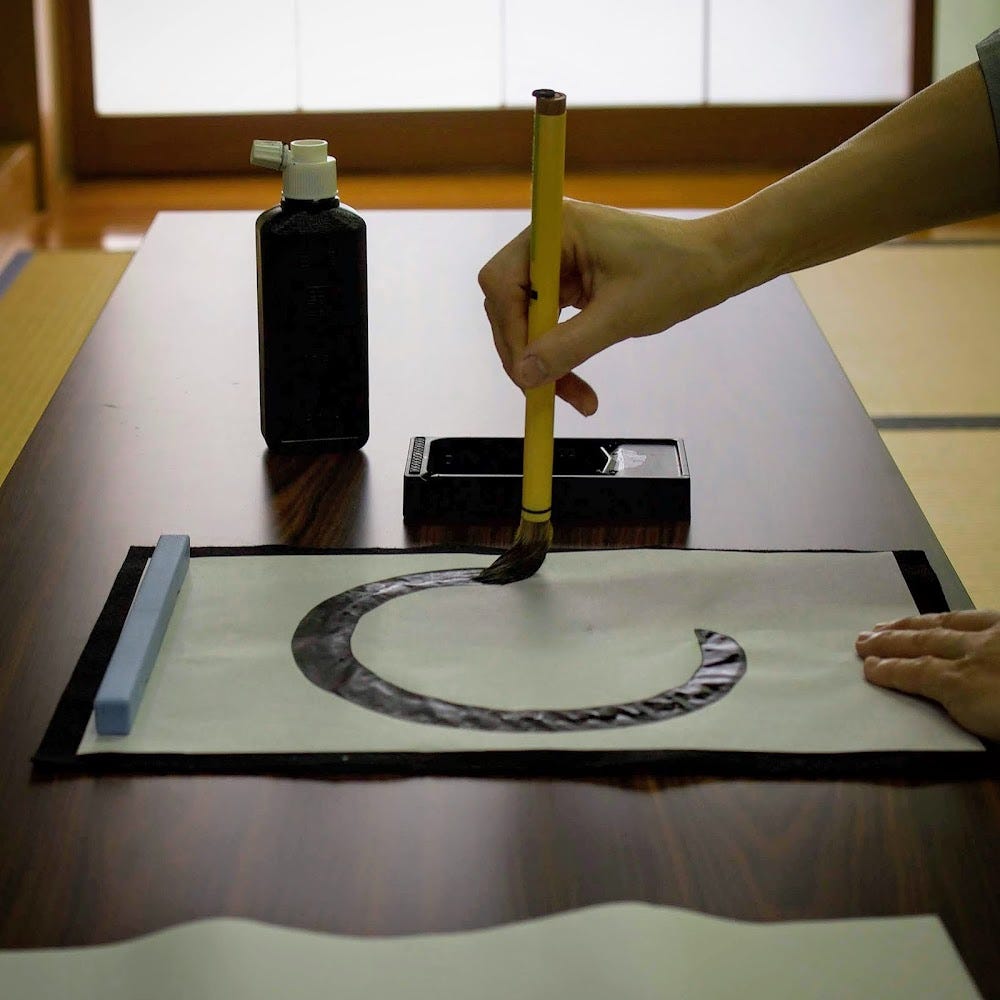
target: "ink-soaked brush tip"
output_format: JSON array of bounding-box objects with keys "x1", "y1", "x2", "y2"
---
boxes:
[{"x1": 477, "y1": 518, "x2": 553, "y2": 585}]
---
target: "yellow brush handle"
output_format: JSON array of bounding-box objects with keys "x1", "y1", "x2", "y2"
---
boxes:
[{"x1": 522, "y1": 91, "x2": 566, "y2": 522}]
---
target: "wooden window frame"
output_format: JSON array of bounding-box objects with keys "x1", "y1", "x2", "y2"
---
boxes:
[{"x1": 62, "y1": 0, "x2": 934, "y2": 177}]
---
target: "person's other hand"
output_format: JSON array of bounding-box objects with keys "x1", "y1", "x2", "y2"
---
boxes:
[
  {"x1": 857, "y1": 609, "x2": 1000, "y2": 741},
  {"x1": 478, "y1": 199, "x2": 738, "y2": 416}
]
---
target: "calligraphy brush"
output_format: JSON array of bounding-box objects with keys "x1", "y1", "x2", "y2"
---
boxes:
[{"x1": 479, "y1": 89, "x2": 566, "y2": 586}]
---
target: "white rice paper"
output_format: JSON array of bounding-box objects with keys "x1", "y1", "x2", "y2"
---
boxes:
[
  {"x1": 76, "y1": 550, "x2": 983, "y2": 756},
  {"x1": 0, "y1": 903, "x2": 981, "y2": 999}
]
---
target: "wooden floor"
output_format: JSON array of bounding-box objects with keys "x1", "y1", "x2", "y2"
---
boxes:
[
  {"x1": 20, "y1": 170, "x2": 789, "y2": 256},
  {"x1": 14, "y1": 170, "x2": 1000, "y2": 260}
]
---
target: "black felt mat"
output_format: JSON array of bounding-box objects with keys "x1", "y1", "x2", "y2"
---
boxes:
[{"x1": 33, "y1": 546, "x2": 996, "y2": 778}]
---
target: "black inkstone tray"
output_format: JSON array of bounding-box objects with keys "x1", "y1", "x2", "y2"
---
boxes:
[{"x1": 403, "y1": 437, "x2": 690, "y2": 523}]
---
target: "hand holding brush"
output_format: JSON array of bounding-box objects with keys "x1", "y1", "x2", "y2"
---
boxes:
[{"x1": 479, "y1": 89, "x2": 566, "y2": 585}]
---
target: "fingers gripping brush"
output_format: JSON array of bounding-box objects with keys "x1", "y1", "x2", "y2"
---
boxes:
[{"x1": 480, "y1": 89, "x2": 566, "y2": 586}]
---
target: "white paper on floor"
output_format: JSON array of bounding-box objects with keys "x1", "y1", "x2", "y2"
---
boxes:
[{"x1": 0, "y1": 903, "x2": 982, "y2": 1000}]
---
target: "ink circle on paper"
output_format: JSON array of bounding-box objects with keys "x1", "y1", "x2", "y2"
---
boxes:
[{"x1": 291, "y1": 568, "x2": 746, "y2": 732}]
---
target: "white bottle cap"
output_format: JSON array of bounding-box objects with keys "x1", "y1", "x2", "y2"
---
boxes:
[{"x1": 250, "y1": 138, "x2": 338, "y2": 201}]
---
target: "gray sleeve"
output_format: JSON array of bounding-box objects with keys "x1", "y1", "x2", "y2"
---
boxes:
[{"x1": 977, "y1": 29, "x2": 1000, "y2": 154}]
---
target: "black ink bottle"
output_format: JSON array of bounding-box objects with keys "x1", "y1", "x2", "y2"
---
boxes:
[{"x1": 252, "y1": 138, "x2": 368, "y2": 451}]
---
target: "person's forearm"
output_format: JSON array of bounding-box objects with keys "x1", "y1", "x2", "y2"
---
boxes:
[{"x1": 719, "y1": 62, "x2": 1000, "y2": 291}]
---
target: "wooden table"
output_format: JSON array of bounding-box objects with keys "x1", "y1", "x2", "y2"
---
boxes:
[{"x1": 1, "y1": 211, "x2": 996, "y2": 994}]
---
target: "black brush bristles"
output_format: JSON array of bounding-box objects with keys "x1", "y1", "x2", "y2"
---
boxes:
[{"x1": 477, "y1": 518, "x2": 553, "y2": 585}]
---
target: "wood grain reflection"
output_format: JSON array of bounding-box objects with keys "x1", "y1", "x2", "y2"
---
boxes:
[{"x1": 265, "y1": 452, "x2": 370, "y2": 547}]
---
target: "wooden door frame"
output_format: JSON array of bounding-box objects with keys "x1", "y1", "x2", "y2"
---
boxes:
[{"x1": 61, "y1": 0, "x2": 934, "y2": 177}]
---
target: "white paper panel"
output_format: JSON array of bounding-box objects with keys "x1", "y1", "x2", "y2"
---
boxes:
[
  {"x1": 297, "y1": 1, "x2": 502, "y2": 111},
  {"x1": 76, "y1": 550, "x2": 983, "y2": 757},
  {"x1": 708, "y1": 0, "x2": 913, "y2": 104},
  {"x1": 0, "y1": 905, "x2": 981, "y2": 999},
  {"x1": 90, "y1": 0, "x2": 298, "y2": 115},
  {"x1": 503, "y1": 0, "x2": 705, "y2": 107},
  {"x1": 933, "y1": 0, "x2": 1000, "y2": 81}
]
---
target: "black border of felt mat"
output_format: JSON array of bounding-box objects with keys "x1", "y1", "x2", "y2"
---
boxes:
[{"x1": 33, "y1": 545, "x2": 997, "y2": 777}]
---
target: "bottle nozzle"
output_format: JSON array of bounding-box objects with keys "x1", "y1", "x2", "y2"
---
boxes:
[
  {"x1": 250, "y1": 138, "x2": 338, "y2": 201},
  {"x1": 250, "y1": 140, "x2": 288, "y2": 171}
]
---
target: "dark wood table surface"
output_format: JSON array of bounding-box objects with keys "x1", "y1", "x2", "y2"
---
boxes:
[{"x1": 1, "y1": 211, "x2": 996, "y2": 995}]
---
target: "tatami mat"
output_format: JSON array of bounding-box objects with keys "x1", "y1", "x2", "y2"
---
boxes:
[
  {"x1": 795, "y1": 243, "x2": 998, "y2": 609},
  {"x1": 0, "y1": 250, "x2": 132, "y2": 488},
  {"x1": 880, "y1": 430, "x2": 1000, "y2": 609},
  {"x1": 794, "y1": 244, "x2": 1000, "y2": 418}
]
